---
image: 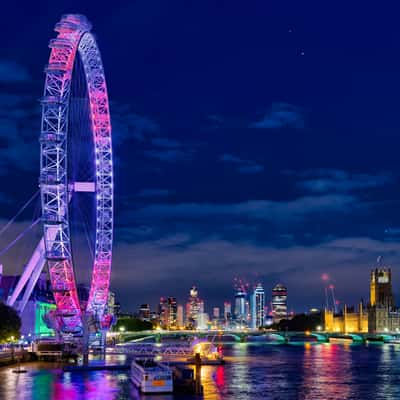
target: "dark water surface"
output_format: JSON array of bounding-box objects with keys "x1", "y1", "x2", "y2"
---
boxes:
[{"x1": 1, "y1": 343, "x2": 400, "y2": 400}]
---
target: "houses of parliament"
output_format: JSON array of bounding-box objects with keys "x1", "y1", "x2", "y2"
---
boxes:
[{"x1": 324, "y1": 267, "x2": 400, "y2": 333}]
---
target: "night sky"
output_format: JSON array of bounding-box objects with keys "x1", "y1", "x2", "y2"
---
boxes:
[{"x1": 2, "y1": 1, "x2": 400, "y2": 314}]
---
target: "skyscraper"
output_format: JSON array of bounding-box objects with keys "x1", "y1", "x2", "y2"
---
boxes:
[
  {"x1": 199, "y1": 300, "x2": 204, "y2": 314},
  {"x1": 158, "y1": 297, "x2": 178, "y2": 329},
  {"x1": 158, "y1": 297, "x2": 169, "y2": 328},
  {"x1": 139, "y1": 304, "x2": 150, "y2": 321},
  {"x1": 213, "y1": 307, "x2": 220, "y2": 319},
  {"x1": 224, "y1": 301, "x2": 232, "y2": 320},
  {"x1": 177, "y1": 305, "x2": 184, "y2": 328},
  {"x1": 234, "y1": 289, "x2": 246, "y2": 325},
  {"x1": 168, "y1": 297, "x2": 178, "y2": 329},
  {"x1": 186, "y1": 286, "x2": 201, "y2": 329},
  {"x1": 251, "y1": 283, "x2": 265, "y2": 329},
  {"x1": 272, "y1": 284, "x2": 287, "y2": 323}
]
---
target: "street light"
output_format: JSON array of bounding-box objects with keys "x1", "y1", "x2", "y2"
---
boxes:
[{"x1": 119, "y1": 326, "x2": 125, "y2": 333}]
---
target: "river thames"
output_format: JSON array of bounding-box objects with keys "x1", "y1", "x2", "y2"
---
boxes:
[{"x1": 1, "y1": 343, "x2": 400, "y2": 400}]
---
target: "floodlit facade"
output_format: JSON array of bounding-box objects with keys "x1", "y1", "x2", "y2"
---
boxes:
[
  {"x1": 324, "y1": 267, "x2": 400, "y2": 333},
  {"x1": 324, "y1": 303, "x2": 368, "y2": 333},
  {"x1": 368, "y1": 268, "x2": 400, "y2": 332},
  {"x1": 370, "y1": 268, "x2": 394, "y2": 308}
]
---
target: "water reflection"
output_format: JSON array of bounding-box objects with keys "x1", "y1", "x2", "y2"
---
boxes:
[
  {"x1": 2, "y1": 344, "x2": 400, "y2": 399},
  {"x1": 300, "y1": 343, "x2": 352, "y2": 399}
]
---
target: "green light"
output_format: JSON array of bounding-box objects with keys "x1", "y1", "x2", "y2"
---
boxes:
[{"x1": 35, "y1": 301, "x2": 56, "y2": 336}]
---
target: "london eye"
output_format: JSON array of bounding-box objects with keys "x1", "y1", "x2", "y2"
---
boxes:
[{"x1": 39, "y1": 14, "x2": 113, "y2": 333}]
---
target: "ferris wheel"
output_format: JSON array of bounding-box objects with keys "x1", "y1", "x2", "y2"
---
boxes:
[{"x1": 7, "y1": 14, "x2": 113, "y2": 334}]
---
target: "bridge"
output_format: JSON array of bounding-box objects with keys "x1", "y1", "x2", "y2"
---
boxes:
[
  {"x1": 113, "y1": 329, "x2": 398, "y2": 345},
  {"x1": 107, "y1": 343, "x2": 194, "y2": 357}
]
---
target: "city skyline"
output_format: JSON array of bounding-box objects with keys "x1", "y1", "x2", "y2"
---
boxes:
[{"x1": 3, "y1": 2, "x2": 400, "y2": 311}]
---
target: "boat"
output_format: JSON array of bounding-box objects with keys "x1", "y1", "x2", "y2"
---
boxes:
[
  {"x1": 172, "y1": 365, "x2": 199, "y2": 394},
  {"x1": 383, "y1": 337, "x2": 400, "y2": 344},
  {"x1": 187, "y1": 339, "x2": 225, "y2": 365},
  {"x1": 329, "y1": 335, "x2": 354, "y2": 344},
  {"x1": 130, "y1": 358, "x2": 173, "y2": 394},
  {"x1": 366, "y1": 336, "x2": 384, "y2": 343}
]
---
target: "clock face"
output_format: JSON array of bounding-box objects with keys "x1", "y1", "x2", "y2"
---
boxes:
[{"x1": 378, "y1": 276, "x2": 389, "y2": 283}]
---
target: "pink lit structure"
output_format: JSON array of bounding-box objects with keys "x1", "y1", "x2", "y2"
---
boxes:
[{"x1": 8, "y1": 15, "x2": 113, "y2": 334}]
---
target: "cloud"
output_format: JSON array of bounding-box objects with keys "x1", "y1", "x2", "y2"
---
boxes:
[
  {"x1": 296, "y1": 169, "x2": 393, "y2": 193},
  {"x1": 145, "y1": 148, "x2": 194, "y2": 162},
  {"x1": 207, "y1": 114, "x2": 223, "y2": 123},
  {"x1": 238, "y1": 164, "x2": 265, "y2": 174},
  {"x1": 151, "y1": 137, "x2": 181, "y2": 148},
  {"x1": 145, "y1": 136, "x2": 196, "y2": 163},
  {"x1": 206, "y1": 114, "x2": 224, "y2": 128},
  {"x1": 133, "y1": 194, "x2": 358, "y2": 223},
  {"x1": 219, "y1": 153, "x2": 264, "y2": 174},
  {"x1": 0, "y1": 94, "x2": 40, "y2": 175},
  {"x1": 137, "y1": 188, "x2": 174, "y2": 198},
  {"x1": 220, "y1": 154, "x2": 243, "y2": 164},
  {"x1": 250, "y1": 102, "x2": 305, "y2": 129},
  {"x1": 110, "y1": 234, "x2": 400, "y2": 311},
  {"x1": 0, "y1": 61, "x2": 31, "y2": 83},
  {"x1": 111, "y1": 102, "x2": 159, "y2": 145}
]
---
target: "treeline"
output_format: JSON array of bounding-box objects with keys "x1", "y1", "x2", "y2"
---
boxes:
[
  {"x1": 114, "y1": 316, "x2": 153, "y2": 332},
  {"x1": 0, "y1": 302, "x2": 21, "y2": 342},
  {"x1": 271, "y1": 313, "x2": 323, "y2": 332}
]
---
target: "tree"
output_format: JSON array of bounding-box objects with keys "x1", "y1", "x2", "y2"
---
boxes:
[
  {"x1": 114, "y1": 317, "x2": 153, "y2": 332},
  {"x1": 274, "y1": 313, "x2": 323, "y2": 332},
  {"x1": 0, "y1": 303, "x2": 21, "y2": 342}
]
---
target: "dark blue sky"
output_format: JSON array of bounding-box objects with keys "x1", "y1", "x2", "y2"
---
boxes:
[{"x1": 2, "y1": 1, "x2": 400, "y2": 313}]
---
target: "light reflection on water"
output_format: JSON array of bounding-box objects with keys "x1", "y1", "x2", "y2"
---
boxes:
[{"x1": 2, "y1": 343, "x2": 400, "y2": 399}]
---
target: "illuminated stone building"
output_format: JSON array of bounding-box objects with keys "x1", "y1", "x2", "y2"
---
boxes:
[
  {"x1": 324, "y1": 267, "x2": 400, "y2": 333},
  {"x1": 324, "y1": 303, "x2": 368, "y2": 333},
  {"x1": 370, "y1": 268, "x2": 394, "y2": 308},
  {"x1": 368, "y1": 268, "x2": 400, "y2": 332}
]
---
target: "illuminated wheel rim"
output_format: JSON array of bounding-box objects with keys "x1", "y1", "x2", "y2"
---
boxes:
[{"x1": 40, "y1": 15, "x2": 113, "y2": 333}]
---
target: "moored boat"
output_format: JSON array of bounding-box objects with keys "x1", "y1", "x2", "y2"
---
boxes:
[
  {"x1": 188, "y1": 340, "x2": 225, "y2": 365},
  {"x1": 130, "y1": 358, "x2": 173, "y2": 393},
  {"x1": 383, "y1": 338, "x2": 400, "y2": 344},
  {"x1": 329, "y1": 335, "x2": 354, "y2": 344}
]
